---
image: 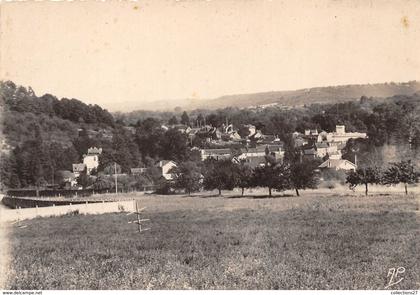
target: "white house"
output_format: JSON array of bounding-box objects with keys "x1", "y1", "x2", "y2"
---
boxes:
[
  {"x1": 157, "y1": 160, "x2": 177, "y2": 180},
  {"x1": 82, "y1": 147, "x2": 102, "y2": 175},
  {"x1": 200, "y1": 148, "x2": 232, "y2": 161},
  {"x1": 331, "y1": 125, "x2": 367, "y2": 143}
]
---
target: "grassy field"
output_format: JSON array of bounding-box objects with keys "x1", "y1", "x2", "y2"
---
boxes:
[{"x1": 4, "y1": 192, "x2": 420, "y2": 290}]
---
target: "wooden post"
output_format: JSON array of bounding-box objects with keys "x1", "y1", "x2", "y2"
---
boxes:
[{"x1": 115, "y1": 162, "x2": 118, "y2": 194}]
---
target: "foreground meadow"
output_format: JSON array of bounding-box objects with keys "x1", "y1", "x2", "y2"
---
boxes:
[{"x1": 4, "y1": 193, "x2": 420, "y2": 290}]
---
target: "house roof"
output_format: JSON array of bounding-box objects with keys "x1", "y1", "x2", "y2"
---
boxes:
[
  {"x1": 158, "y1": 160, "x2": 177, "y2": 167},
  {"x1": 87, "y1": 147, "x2": 102, "y2": 155},
  {"x1": 319, "y1": 159, "x2": 356, "y2": 169}
]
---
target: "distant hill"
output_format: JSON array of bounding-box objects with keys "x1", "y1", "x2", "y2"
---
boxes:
[{"x1": 119, "y1": 80, "x2": 420, "y2": 111}]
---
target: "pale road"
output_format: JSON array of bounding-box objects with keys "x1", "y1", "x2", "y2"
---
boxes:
[{"x1": 0, "y1": 195, "x2": 10, "y2": 289}]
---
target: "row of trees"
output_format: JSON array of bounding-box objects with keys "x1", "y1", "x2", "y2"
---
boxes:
[
  {"x1": 346, "y1": 160, "x2": 418, "y2": 195},
  {"x1": 169, "y1": 158, "x2": 319, "y2": 197}
]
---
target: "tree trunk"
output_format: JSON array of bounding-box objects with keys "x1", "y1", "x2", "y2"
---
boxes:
[
  {"x1": 365, "y1": 183, "x2": 368, "y2": 196},
  {"x1": 268, "y1": 187, "x2": 272, "y2": 197},
  {"x1": 404, "y1": 183, "x2": 408, "y2": 195},
  {"x1": 295, "y1": 188, "x2": 300, "y2": 197},
  {"x1": 241, "y1": 187, "x2": 244, "y2": 196},
  {"x1": 218, "y1": 188, "x2": 221, "y2": 196}
]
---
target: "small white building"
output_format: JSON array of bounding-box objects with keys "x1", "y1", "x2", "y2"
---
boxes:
[
  {"x1": 157, "y1": 160, "x2": 177, "y2": 180},
  {"x1": 200, "y1": 148, "x2": 232, "y2": 161}
]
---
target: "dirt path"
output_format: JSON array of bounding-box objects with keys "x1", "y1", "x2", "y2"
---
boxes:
[{"x1": 0, "y1": 197, "x2": 11, "y2": 289}]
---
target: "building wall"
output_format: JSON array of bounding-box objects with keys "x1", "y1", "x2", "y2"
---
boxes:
[{"x1": 83, "y1": 155, "x2": 99, "y2": 174}]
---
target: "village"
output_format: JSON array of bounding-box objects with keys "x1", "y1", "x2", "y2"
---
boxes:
[{"x1": 66, "y1": 123, "x2": 367, "y2": 190}]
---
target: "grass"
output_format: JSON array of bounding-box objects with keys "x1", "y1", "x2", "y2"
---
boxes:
[{"x1": 5, "y1": 193, "x2": 420, "y2": 290}]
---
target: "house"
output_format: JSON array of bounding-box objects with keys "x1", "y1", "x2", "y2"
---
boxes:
[
  {"x1": 317, "y1": 131, "x2": 333, "y2": 143},
  {"x1": 304, "y1": 129, "x2": 319, "y2": 136},
  {"x1": 56, "y1": 170, "x2": 77, "y2": 188},
  {"x1": 233, "y1": 155, "x2": 267, "y2": 169},
  {"x1": 244, "y1": 124, "x2": 257, "y2": 137},
  {"x1": 249, "y1": 130, "x2": 264, "y2": 141},
  {"x1": 200, "y1": 148, "x2": 232, "y2": 161},
  {"x1": 331, "y1": 125, "x2": 367, "y2": 143},
  {"x1": 171, "y1": 124, "x2": 191, "y2": 134},
  {"x1": 318, "y1": 159, "x2": 357, "y2": 171},
  {"x1": 157, "y1": 160, "x2": 177, "y2": 180},
  {"x1": 72, "y1": 163, "x2": 86, "y2": 178},
  {"x1": 83, "y1": 147, "x2": 102, "y2": 174},
  {"x1": 314, "y1": 142, "x2": 338, "y2": 158},
  {"x1": 294, "y1": 137, "x2": 308, "y2": 147},
  {"x1": 234, "y1": 144, "x2": 284, "y2": 167}
]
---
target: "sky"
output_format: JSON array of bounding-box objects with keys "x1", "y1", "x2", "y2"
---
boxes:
[{"x1": 1, "y1": 0, "x2": 420, "y2": 111}]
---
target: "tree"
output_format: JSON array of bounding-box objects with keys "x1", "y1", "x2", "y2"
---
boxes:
[
  {"x1": 93, "y1": 175, "x2": 114, "y2": 190},
  {"x1": 0, "y1": 152, "x2": 21, "y2": 189},
  {"x1": 251, "y1": 163, "x2": 290, "y2": 197},
  {"x1": 76, "y1": 168, "x2": 94, "y2": 189},
  {"x1": 237, "y1": 125, "x2": 251, "y2": 138},
  {"x1": 203, "y1": 159, "x2": 236, "y2": 195},
  {"x1": 168, "y1": 116, "x2": 178, "y2": 125},
  {"x1": 288, "y1": 160, "x2": 318, "y2": 196},
  {"x1": 196, "y1": 113, "x2": 205, "y2": 127},
  {"x1": 233, "y1": 163, "x2": 253, "y2": 196},
  {"x1": 382, "y1": 160, "x2": 418, "y2": 195},
  {"x1": 170, "y1": 161, "x2": 202, "y2": 195},
  {"x1": 346, "y1": 167, "x2": 381, "y2": 196},
  {"x1": 159, "y1": 129, "x2": 189, "y2": 162},
  {"x1": 181, "y1": 111, "x2": 190, "y2": 126}
]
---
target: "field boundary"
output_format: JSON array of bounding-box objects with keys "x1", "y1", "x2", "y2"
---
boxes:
[{"x1": 0, "y1": 200, "x2": 136, "y2": 222}]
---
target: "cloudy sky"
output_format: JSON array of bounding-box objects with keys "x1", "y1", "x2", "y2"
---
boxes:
[{"x1": 1, "y1": 0, "x2": 419, "y2": 111}]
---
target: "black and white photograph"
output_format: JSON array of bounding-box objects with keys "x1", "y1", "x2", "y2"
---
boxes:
[{"x1": 0, "y1": 0, "x2": 419, "y2": 292}]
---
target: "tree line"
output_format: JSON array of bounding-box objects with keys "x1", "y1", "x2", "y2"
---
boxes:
[
  {"x1": 346, "y1": 160, "x2": 418, "y2": 195},
  {"x1": 169, "y1": 156, "x2": 319, "y2": 197}
]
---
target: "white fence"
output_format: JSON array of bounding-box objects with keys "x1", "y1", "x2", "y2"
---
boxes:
[{"x1": 0, "y1": 200, "x2": 136, "y2": 222}]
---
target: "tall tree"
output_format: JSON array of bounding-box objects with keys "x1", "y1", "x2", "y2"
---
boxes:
[
  {"x1": 170, "y1": 161, "x2": 203, "y2": 195},
  {"x1": 251, "y1": 163, "x2": 290, "y2": 197},
  {"x1": 203, "y1": 159, "x2": 236, "y2": 195},
  {"x1": 159, "y1": 129, "x2": 189, "y2": 162},
  {"x1": 181, "y1": 111, "x2": 190, "y2": 126},
  {"x1": 168, "y1": 116, "x2": 178, "y2": 125},
  {"x1": 233, "y1": 163, "x2": 253, "y2": 196},
  {"x1": 288, "y1": 160, "x2": 319, "y2": 196}
]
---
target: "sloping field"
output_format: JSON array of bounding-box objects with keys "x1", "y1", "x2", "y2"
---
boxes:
[{"x1": 4, "y1": 193, "x2": 420, "y2": 290}]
